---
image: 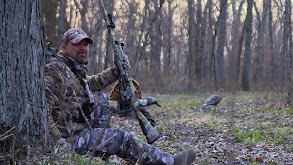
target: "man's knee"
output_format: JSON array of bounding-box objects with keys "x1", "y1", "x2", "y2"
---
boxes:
[{"x1": 74, "y1": 128, "x2": 132, "y2": 155}]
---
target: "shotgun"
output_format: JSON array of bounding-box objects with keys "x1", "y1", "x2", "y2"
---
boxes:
[{"x1": 98, "y1": 0, "x2": 160, "y2": 144}]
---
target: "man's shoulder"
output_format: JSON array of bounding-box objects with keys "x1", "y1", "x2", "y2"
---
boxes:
[
  {"x1": 45, "y1": 56, "x2": 70, "y2": 77},
  {"x1": 46, "y1": 55, "x2": 68, "y2": 68},
  {"x1": 46, "y1": 51, "x2": 68, "y2": 67}
]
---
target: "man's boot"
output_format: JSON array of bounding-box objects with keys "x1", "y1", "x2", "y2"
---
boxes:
[{"x1": 173, "y1": 149, "x2": 195, "y2": 165}]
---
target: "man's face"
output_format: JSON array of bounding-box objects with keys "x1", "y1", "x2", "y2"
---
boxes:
[{"x1": 62, "y1": 39, "x2": 89, "y2": 64}]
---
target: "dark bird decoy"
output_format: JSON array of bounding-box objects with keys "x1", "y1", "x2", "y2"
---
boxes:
[
  {"x1": 201, "y1": 88, "x2": 224, "y2": 111},
  {"x1": 139, "y1": 97, "x2": 161, "y2": 107}
]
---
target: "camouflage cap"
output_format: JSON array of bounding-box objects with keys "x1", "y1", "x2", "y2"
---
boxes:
[{"x1": 62, "y1": 28, "x2": 93, "y2": 44}]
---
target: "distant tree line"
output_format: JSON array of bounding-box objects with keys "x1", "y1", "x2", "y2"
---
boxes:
[{"x1": 42, "y1": 0, "x2": 293, "y2": 95}]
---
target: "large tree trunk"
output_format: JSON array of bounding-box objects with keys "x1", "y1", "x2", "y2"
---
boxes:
[
  {"x1": 241, "y1": 0, "x2": 253, "y2": 91},
  {"x1": 187, "y1": 0, "x2": 195, "y2": 90},
  {"x1": 0, "y1": 0, "x2": 46, "y2": 162},
  {"x1": 230, "y1": 0, "x2": 245, "y2": 90},
  {"x1": 206, "y1": 0, "x2": 215, "y2": 85},
  {"x1": 268, "y1": 0, "x2": 275, "y2": 88},
  {"x1": 164, "y1": 0, "x2": 174, "y2": 76},
  {"x1": 201, "y1": 1, "x2": 209, "y2": 84},
  {"x1": 286, "y1": 0, "x2": 293, "y2": 104},
  {"x1": 282, "y1": 0, "x2": 290, "y2": 83},
  {"x1": 253, "y1": 1, "x2": 268, "y2": 85},
  {"x1": 194, "y1": 0, "x2": 203, "y2": 83},
  {"x1": 216, "y1": 0, "x2": 227, "y2": 89},
  {"x1": 150, "y1": 0, "x2": 163, "y2": 86}
]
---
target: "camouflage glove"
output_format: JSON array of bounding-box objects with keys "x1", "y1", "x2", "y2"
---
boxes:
[{"x1": 114, "y1": 54, "x2": 131, "y2": 71}]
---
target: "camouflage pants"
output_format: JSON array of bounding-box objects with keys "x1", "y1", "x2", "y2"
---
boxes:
[
  {"x1": 89, "y1": 91, "x2": 111, "y2": 128},
  {"x1": 74, "y1": 128, "x2": 174, "y2": 165}
]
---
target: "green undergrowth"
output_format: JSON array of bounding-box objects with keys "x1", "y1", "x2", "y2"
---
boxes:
[
  {"x1": 153, "y1": 91, "x2": 292, "y2": 147},
  {"x1": 153, "y1": 93, "x2": 204, "y2": 108},
  {"x1": 232, "y1": 126, "x2": 273, "y2": 144},
  {"x1": 36, "y1": 153, "x2": 107, "y2": 165},
  {"x1": 232, "y1": 125, "x2": 293, "y2": 146},
  {"x1": 201, "y1": 121, "x2": 226, "y2": 129}
]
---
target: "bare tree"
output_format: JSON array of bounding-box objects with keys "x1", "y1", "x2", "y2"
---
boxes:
[
  {"x1": 200, "y1": 1, "x2": 209, "y2": 84},
  {"x1": 187, "y1": 0, "x2": 196, "y2": 90},
  {"x1": 241, "y1": 0, "x2": 253, "y2": 91},
  {"x1": 163, "y1": 0, "x2": 175, "y2": 76},
  {"x1": 253, "y1": 1, "x2": 268, "y2": 86},
  {"x1": 132, "y1": 0, "x2": 151, "y2": 77},
  {"x1": 122, "y1": 0, "x2": 139, "y2": 66},
  {"x1": 42, "y1": 0, "x2": 59, "y2": 47},
  {"x1": 206, "y1": 0, "x2": 215, "y2": 86},
  {"x1": 57, "y1": 0, "x2": 68, "y2": 46},
  {"x1": 229, "y1": 0, "x2": 245, "y2": 89},
  {"x1": 216, "y1": 0, "x2": 228, "y2": 89},
  {"x1": 89, "y1": 14, "x2": 105, "y2": 74},
  {"x1": 194, "y1": 0, "x2": 203, "y2": 83},
  {"x1": 0, "y1": 0, "x2": 46, "y2": 162},
  {"x1": 268, "y1": 0, "x2": 275, "y2": 88},
  {"x1": 281, "y1": 0, "x2": 291, "y2": 83},
  {"x1": 286, "y1": 0, "x2": 293, "y2": 104},
  {"x1": 149, "y1": 0, "x2": 163, "y2": 85},
  {"x1": 132, "y1": 0, "x2": 165, "y2": 77}
]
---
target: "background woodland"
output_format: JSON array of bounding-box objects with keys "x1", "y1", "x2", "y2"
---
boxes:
[{"x1": 43, "y1": 0, "x2": 293, "y2": 97}]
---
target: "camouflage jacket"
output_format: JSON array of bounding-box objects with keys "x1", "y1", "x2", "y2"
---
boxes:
[{"x1": 45, "y1": 51, "x2": 119, "y2": 140}]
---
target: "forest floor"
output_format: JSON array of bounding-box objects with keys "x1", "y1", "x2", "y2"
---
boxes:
[
  {"x1": 43, "y1": 91, "x2": 293, "y2": 165},
  {"x1": 108, "y1": 91, "x2": 293, "y2": 165}
]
